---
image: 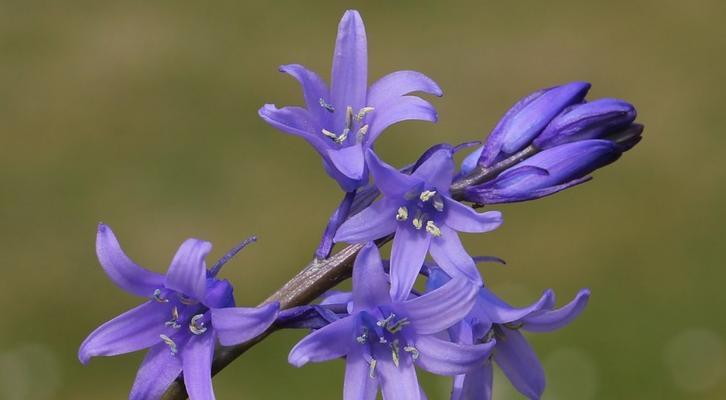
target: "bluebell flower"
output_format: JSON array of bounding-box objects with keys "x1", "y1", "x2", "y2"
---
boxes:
[
  {"x1": 427, "y1": 269, "x2": 590, "y2": 400},
  {"x1": 288, "y1": 243, "x2": 495, "y2": 400},
  {"x1": 79, "y1": 224, "x2": 279, "y2": 400},
  {"x1": 259, "y1": 10, "x2": 442, "y2": 192},
  {"x1": 335, "y1": 149, "x2": 502, "y2": 300}
]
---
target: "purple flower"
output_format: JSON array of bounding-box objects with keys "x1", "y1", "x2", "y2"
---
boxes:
[
  {"x1": 335, "y1": 149, "x2": 502, "y2": 300},
  {"x1": 259, "y1": 10, "x2": 442, "y2": 192},
  {"x1": 427, "y1": 269, "x2": 590, "y2": 400},
  {"x1": 288, "y1": 243, "x2": 495, "y2": 400},
  {"x1": 79, "y1": 224, "x2": 279, "y2": 400}
]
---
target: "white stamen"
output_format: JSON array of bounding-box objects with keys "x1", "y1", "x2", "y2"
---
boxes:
[
  {"x1": 356, "y1": 124, "x2": 369, "y2": 143},
  {"x1": 335, "y1": 128, "x2": 349, "y2": 144},
  {"x1": 433, "y1": 196, "x2": 445, "y2": 212},
  {"x1": 426, "y1": 220, "x2": 441, "y2": 237},
  {"x1": 345, "y1": 106, "x2": 354, "y2": 130},
  {"x1": 189, "y1": 314, "x2": 208, "y2": 335},
  {"x1": 160, "y1": 334, "x2": 177, "y2": 356},
  {"x1": 165, "y1": 306, "x2": 181, "y2": 329},
  {"x1": 396, "y1": 207, "x2": 409, "y2": 221},
  {"x1": 404, "y1": 346, "x2": 420, "y2": 360},
  {"x1": 386, "y1": 318, "x2": 410, "y2": 334},
  {"x1": 391, "y1": 340, "x2": 401, "y2": 368},
  {"x1": 152, "y1": 289, "x2": 168, "y2": 303},
  {"x1": 322, "y1": 129, "x2": 338, "y2": 140},
  {"x1": 412, "y1": 217, "x2": 423, "y2": 230},
  {"x1": 377, "y1": 313, "x2": 396, "y2": 327},
  {"x1": 355, "y1": 107, "x2": 375, "y2": 121},
  {"x1": 368, "y1": 359, "x2": 377, "y2": 378},
  {"x1": 419, "y1": 190, "x2": 437, "y2": 202},
  {"x1": 356, "y1": 328, "x2": 369, "y2": 344},
  {"x1": 319, "y1": 98, "x2": 335, "y2": 112},
  {"x1": 178, "y1": 294, "x2": 198, "y2": 305}
]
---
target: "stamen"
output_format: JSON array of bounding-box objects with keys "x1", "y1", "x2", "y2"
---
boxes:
[
  {"x1": 391, "y1": 340, "x2": 401, "y2": 368},
  {"x1": 319, "y1": 98, "x2": 335, "y2": 112},
  {"x1": 356, "y1": 124, "x2": 369, "y2": 143},
  {"x1": 377, "y1": 313, "x2": 396, "y2": 328},
  {"x1": 178, "y1": 294, "x2": 198, "y2": 305},
  {"x1": 189, "y1": 314, "x2": 208, "y2": 335},
  {"x1": 165, "y1": 306, "x2": 181, "y2": 329},
  {"x1": 426, "y1": 221, "x2": 442, "y2": 237},
  {"x1": 419, "y1": 190, "x2": 437, "y2": 202},
  {"x1": 432, "y1": 195, "x2": 445, "y2": 212},
  {"x1": 386, "y1": 318, "x2": 410, "y2": 334},
  {"x1": 368, "y1": 359, "x2": 377, "y2": 378},
  {"x1": 356, "y1": 328, "x2": 369, "y2": 344},
  {"x1": 345, "y1": 106, "x2": 354, "y2": 131},
  {"x1": 322, "y1": 129, "x2": 338, "y2": 140},
  {"x1": 355, "y1": 107, "x2": 375, "y2": 121},
  {"x1": 159, "y1": 334, "x2": 177, "y2": 356},
  {"x1": 152, "y1": 289, "x2": 168, "y2": 303},
  {"x1": 404, "y1": 346, "x2": 420, "y2": 360},
  {"x1": 504, "y1": 321, "x2": 524, "y2": 330},
  {"x1": 396, "y1": 207, "x2": 409, "y2": 221},
  {"x1": 335, "y1": 128, "x2": 349, "y2": 144}
]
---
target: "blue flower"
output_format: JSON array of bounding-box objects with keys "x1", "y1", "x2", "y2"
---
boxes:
[
  {"x1": 288, "y1": 243, "x2": 494, "y2": 400},
  {"x1": 259, "y1": 10, "x2": 442, "y2": 192},
  {"x1": 79, "y1": 224, "x2": 279, "y2": 400},
  {"x1": 335, "y1": 149, "x2": 502, "y2": 300}
]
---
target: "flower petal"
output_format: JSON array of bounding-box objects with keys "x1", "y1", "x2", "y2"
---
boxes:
[
  {"x1": 367, "y1": 70, "x2": 442, "y2": 108},
  {"x1": 376, "y1": 354, "x2": 421, "y2": 400},
  {"x1": 344, "y1": 345, "x2": 379, "y2": 400},
  {"x1": 411, "y1": 148, "x2": 455, "y2": 192},
  {"x1": 288, "y1": 316, "x2": 354, "y2": 367},
  {"x1": 352, "y1": 243, "x2": 391, "y2": 312},
  {"x1": 181, "y1": 330, "x2": 216, "y2": 400},
  {"x1": 452, "y1": 360, "x2": 494, "y2": 400},
  {"x1": 366, "y1": 149, "x2": 422, "y2": 197},
  {"x1": 326, "y1": 143, "x2": 366, "y2": 183},
  {"x1": 494, "y1": 328, "x2": 545, "y2": 400},
  {"x1": 335, "y1": 198, "x2": 398, "y2": 243},
  {"x1": 320, "y1": 290, "x2": 353, "y2": 306},
  {"x1": 331, "y1": 10, "x2": 368, "y2": 127},
  {"x1": 390, "y1": 226, "x2": 431, "y2": 302},
  {"x1": 366, "y1": 96, "x2": 438, "y2": 145},
  {"x1": 444, "y1": 200, "x2": 503, "y2": 233},
  {"x1": 78, "y1": 301, "x2": 169, "y2": 364},
  {"x1": 429, "y1": 227, "x2": 482, "y2": 285},
  {"x1": 129, "y1": 343, "x2": 182, "y2": 400},
  {"x1": 404, "y1": 277, "x2": 478, "y2": 335},
  {"x1": 522, "y1": 288, "x2": 590, "y2": 332},
  {"x1": 203, "y1": 279, "x2": 235, "y2": 309},
  {"x1": 165, "y1": 239, "x2": 212, "y2": 301},
  {"x1": 279, "y1": 63, "x2": 331, "y2": 126},
  {"x1": 258, "y1": 104, "x2": 331, "y2": 156},
  {"x1": 475, "y1": 288, "x2": 555, "y2": 325},
  {"x1": 211, "y1": 302, "x2": 280, "y2": 346},
  {"x1": 415, "y1": 335, "x2": 495, "y2": 376},
  {"x1": 95, "y1": 223, "x2": 165, "y2": 297}
]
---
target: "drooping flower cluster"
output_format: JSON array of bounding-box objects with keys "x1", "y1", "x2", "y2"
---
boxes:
[{"x1": 79, "y1": 8, "x2": 641, "y2": 400}]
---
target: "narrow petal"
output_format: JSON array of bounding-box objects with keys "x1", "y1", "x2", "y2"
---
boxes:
[
  {"x1": 344, "y1": 345, "x2": 378, "y2": 400},
  {"x1": 522, "y1": 289, "x2": 590, "y2": 332},
  {"x1": 165, "y1": 239, "x2": 212, "y2": 301},
  {"x1": 367, "y1": 70, "x2": 443, "y2": 108},
  {"x1": 78, "y1": 301, "x2": 169, "y2": 364},
  {"x1": 376, "y1": 356, "x2": 421, "y2": 400},
  {"x1": 475, "y1": 288, "x2": 555, "y2": 325},
  {"x1": 279, "y1": 63, "x2": 331, "y2": 126},
  {"x1": 96, "y1": 223, "x2": 165, "y2": 297},
  {"x1": 429, "y1": 227, "x2": 482, "y2": 285},
  {"x1": 444, "y1": 200, "x2": 503, "y2": 233},
  {"x1": 389, "y1": 226, "x2": 431, "y2": 302},
  {"x1": 411, "y1": 148, "x2": 455, "y2": 192},
  {"x1": 415, "y1": 335, "x2": 495, "y2": 376},
  {"x1": 404, "y1": 277, "x2": 478, "y2": 335},
  {"x1": 129, "y1": 343, "x2": 182, "y2": 400},
  {"x1": 288, "y1": 316, "x2": 354, "y2": 367},
  {"x1": 326, "y1": 143, "x2": 366, "y2": 182},
  {"x1": 494, "y1": 329, "x2": 545, "y2": 400},
  {"x1": 258, "y1": 104, "x2": 331, "y2": 156},
  {"x1": 203, "y1": 279, "x2": 235, "y2": 309},
  {"x1": 366, "y1": 96, "x2": 438, "y2": 145},
  {"x1": 211, "y1": 302, "x2": 280, "y2": 346},
  {"x1": 366, "y1": 149, "x2": 422, "y2": 197},
  {"x1": 316, "y1": 191, "x2": 356, "y2": 260},
  {"x1": 335, "y1": 198, "x2": 397, "y2": 243},
  {"x1": 320, "y1": 290, "x2": 353, "y2": 306},
  {"x1": 453, "y1": 360, "x2": 494, "y2": 400},
  {"x1": 182, "y1": 331, "x2": 216, "y2": 400},
  {"x1": 352, "y1": 243, "x2": 391, "y2": 312},
  {"x1": 331, "y1": 10, "x2": 368, "y2": 126}
]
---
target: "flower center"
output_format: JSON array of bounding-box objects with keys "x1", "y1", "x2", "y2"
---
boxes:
[
  {"x1": 318, "y1": 98, "x2": 374, "y2": 145},
  {"x1": 355, "y1": 311, "x2": 419, "y2": 377},
  {"x1": 151, "y1": 288, "x2": 211, "y2": 355},
  {"x1": 395, "y1": 188, "x2": 445, "y2": 236}
]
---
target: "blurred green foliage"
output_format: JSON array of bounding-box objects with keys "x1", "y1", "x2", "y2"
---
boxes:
[{"x1": 1, "y1": 1, "x2": 725, "y2": 399}]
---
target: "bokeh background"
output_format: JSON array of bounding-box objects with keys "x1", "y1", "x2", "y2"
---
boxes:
[{"x1": 1, "y1": 1, "x2": 725, "y2": 399}]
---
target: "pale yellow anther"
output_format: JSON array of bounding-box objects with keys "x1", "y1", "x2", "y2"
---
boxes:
[
  {"x1": 426, "y1": 220, "x2": 441, "y2": 237},
  {"x1": 412, "y1": 217, "x2": 423, "y2": 230},
  {"x1": 345, "y1": 106, "x2": 354, "y2": 130},
  {"x1": 357, "y1": 124, "x2": 369, "y2": 136},
  {"x1": 420, "y1": 190, "x2": 437, "y2": 202},
  {"x1": 391, "y1": 340, "x2": 401, "y2": 368},
  {"x1": 336, "y1": 128, "x2": 350, "y2": 144},
  {"x1": 322, "y1": 129, "x2": 338, "y2": 140},
  {"x1": 159, "y1": 334, "x2": 178, "y2": 355},
  {"x1": 396, "y1": 207, "x2": 409, "y2": 221},
  {"x1": 355, "y1": 107, "x2": 375, "y2": 121},
  {"x1": 369, "y1": 359, "x2": 378, "y2": 378}
]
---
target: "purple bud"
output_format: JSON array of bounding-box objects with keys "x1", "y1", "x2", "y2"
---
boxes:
[
  {"x1": 466, "y1": 139, "x2": 621, "y2": 204},
  {"x1": 533, "y1": 98, "x2": 637, "y2": 149},
  {"x1": 478, "y1": 82, "x2": 590, "y2": 167}
]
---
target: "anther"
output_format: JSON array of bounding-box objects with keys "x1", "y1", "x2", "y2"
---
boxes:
[
  {"x1": 377, "y1": 313, "x2": 396, "y2": 327},
  {"x1": 412, "y1": 217, "x2": 423, "y2": 230},
  {"x1": 368, "y1": 359, "x2": 377, "y2": 378},
  {"x1": 319, "y1": 98, "x2": 335, "y2": 112},
  {"x1": 189, "y1": 314, "x2": 208, "y2": 335},
  {"x1": 432, "y1": 195, "x2": 445, "y2": 212},
  {"x1": 335, "y1": 128, "x2": 349, "y2": 144},
  {"x1": 391, "y1": 340, "x2": 401, "y2": 368},
  {"x1": 178, "y1": 294, "x2": 198, "y2": 305},
  {"x1": 165, "y1": 306, "x2": 181, "y2": 329},
  {"x1": 396, "y1": 207, "x2": 409, "y2": 221},
  {"x1": 322, "y1": 129, "x2": 338, "y2": 140},
  {"x1": 404, "y1": 346, "x2": 420, "y2": 360},
  {"x1": 152, "y1": 289, "x2": 168, "y2": 303},
  {"x1": 159, "y1": 334, "x2": 177, "y2": 356},
  {"x1": 386, "y1": 318, "x2": 410, "y2": 334},
  {"x1": 345, "y1": 106, "x2": 354, "y2": 131},
  {"x1": 356, "y1": 328, "x2": 369, "y2": 344},
  {"x1": 426, "y1": 221, "x2": 441, "y2": 237},
  {"x1": 355, "y1": 107, "x2": 375, "y2": 121},
  {"x1": 356, "y1": 124, "x2": 369, "y2": 143},
  {"x1": 419, "y1": 190, "x2": 437, "y2": 202},
  {"x1": 504, "y1": 321, "x2": 524, "y2": 330}
]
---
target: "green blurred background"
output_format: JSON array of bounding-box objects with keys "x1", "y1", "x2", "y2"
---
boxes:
[{"x1": 1, "y1": 0, "x2": 724, "y2": 399}]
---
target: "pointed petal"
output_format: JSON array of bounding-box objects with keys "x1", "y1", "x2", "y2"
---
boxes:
[
  {"x1": 476, "y1": 288, "x2": 555, "y2": 325},
  {"x1": 129, "y1": 343, "x2": 182, "y2": 400},
  {"x1": 352, "y1": 243, "x2": 391, "y2": 312},
  {"x1": 211, "y1": 302, "x2": 279, "y2": 346},
  {"x1": 316, "y1": 190, "x2": 356, "y2": 260},
  {"x1": 335, "y1": 198, "x2": 397, "y2": 243},
  {"x1": 288, "y1": 316, "x2": 354, "y2": 367},
  {"x1": 279, "y1": 63, "x2": 331, "y2": 126},
  {"x1": 331, "y1": 10, "x2": 368, "y2": 126},
  {"x1": 522, "y1": 289, "x2": 590, "y2": 332},
  {"x1": 326, "y1": 143, "x2": 366, "y2": 182},
  {"x1": 165, "y1": 239, "x2": 212, "y2": 301},
  {"x1": 181, "y1": 331, "x2": 216, "y2": 400},
  {"x1": 494, "y1": 329, "x2": 545, "y2": 399},
  {"x1": 415, "y1": 335, "x2": 495, "y2": 376},
  {"x1": 95, "y1": 223, "x2": 164, "y2": 297},
  {"x1": 367, "y1": 70, "x2": 443, "y2": 108},
  {"x1": 411, "y1": 148, "x2": 455, "y2": 191},
  {"x1": 344, "y1": 345, "x2": 378, "y2": 400},
  {"x1": 366, "y1": 96, "x2": 438, "y2": 145},
  {"x1": 404, "y1": 277, "x2": 478, "y2": 334},
  {"x1": 376, "y1": 356, "x2": 421, "y2": 400},
  {"x1": 320, "y1": 290, "x2": 353, "y2": 306},
  {"x1": 390, "y1": 226, "x2": 431, "y2": 302},
  {"x1": 452, "y1": 360, "x2": 494, "y2": 400},
  {"x1": 444, "y1": 200, "x2": 503, "y2": 233},
  {"x1": 78, "y1": 301, "x2": 169, "y2": 364},
  {"x1": 429, "y1": 227, "x2": 482, "y2": 285},
  {"x1": 366, "y1": 149, "x2": 422, "y2": 197},
  {"x1": 258, "y1": 104, "x2": 331, "y2": 155}
]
